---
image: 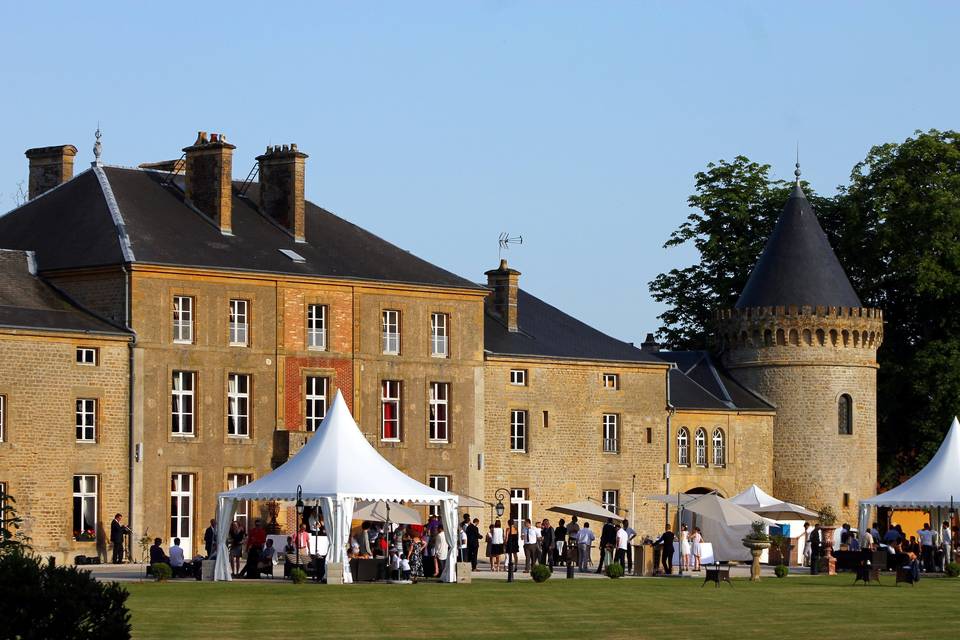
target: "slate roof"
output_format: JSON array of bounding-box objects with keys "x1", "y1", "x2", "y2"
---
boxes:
[
  {"x1": 0, "y1": 249, "x2": 128, "y2": 335},
  {"x1": 484, "y1": 289, "x2": 663, "y2": 363},
  {"x1": 0, "y1": 166, "x2": 483, "y2": 291},
  {"x1": 736, "y1": 184, "x2": 861, "y2": 309},
  {"x1": 657, "y1": 350, "x2": 773, "y2": 411}
]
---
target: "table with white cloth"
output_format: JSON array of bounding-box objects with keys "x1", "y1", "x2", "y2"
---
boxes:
[
  {"x1": 672, "y1": 541, "x2": 714, "y2": 565},
  {"x1": 267, "y1": 534, "x2": 329, "y2": 564}
]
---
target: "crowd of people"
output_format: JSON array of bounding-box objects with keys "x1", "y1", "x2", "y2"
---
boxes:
[{"x1": 802, "y1": 520, "x2": 955, "y2": 575}]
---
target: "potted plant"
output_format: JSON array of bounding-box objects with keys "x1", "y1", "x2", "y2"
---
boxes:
[
  {"x1": 816, "y1": 505, "x2": 838, "y2": 575},
  {"x1": 741, "y1": 521, "x2": 771, "y2": 582},
  {"x1": 75, "y1": 528, "x2": 96, "y2": 543}
]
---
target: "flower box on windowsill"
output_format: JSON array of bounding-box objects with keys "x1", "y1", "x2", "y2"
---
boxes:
[{"x1": 75, "y1": 531, "x2": 96, "y2": 542}]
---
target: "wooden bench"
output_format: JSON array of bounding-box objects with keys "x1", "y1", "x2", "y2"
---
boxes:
[{"x1": 702, "y1": 564, "x2": 732, "y2": 588}]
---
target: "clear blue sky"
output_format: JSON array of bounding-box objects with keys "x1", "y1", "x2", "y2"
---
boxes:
[{"x1": 2, "y1": 1, "x2": 958, "y2": 345}]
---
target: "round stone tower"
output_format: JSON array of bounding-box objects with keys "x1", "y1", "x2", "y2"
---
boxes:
[{"x1": 718, "y1": 171, "x2": 883, "y2": 523}]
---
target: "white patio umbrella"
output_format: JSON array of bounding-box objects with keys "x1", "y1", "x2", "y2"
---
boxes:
[
  {"x1": 547, "y1": 500, "x2": 622, "y2": 523},
  {"x1": 353, "y1": 500, "x2": 421, "y2": 525},
  {"x1": 683, "y1": 494, "x2": 776, "y2": 526}
]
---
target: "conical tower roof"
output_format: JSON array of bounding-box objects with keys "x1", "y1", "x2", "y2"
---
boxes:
[{"x1": 736, "y1": 183, "x2": 861, "y2": 309}]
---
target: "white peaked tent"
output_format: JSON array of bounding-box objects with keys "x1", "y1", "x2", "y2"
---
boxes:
[
  {"x1": 859, "y1": 416, "x2": 960, "y2": 533},
  {"x1": 213, "y1": 391, "x2": 459, "y2": 582},
  {"x1": 730, "y1": 484, "x2": 781, "y2": 510},
  {"x1": 731, "y1": 484, "x2": 816, "y2": 519}
]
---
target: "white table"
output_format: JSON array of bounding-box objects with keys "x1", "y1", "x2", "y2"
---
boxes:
[
  {"x1": 266, "y1": 533, "x2": 329, "y2": 561},
  {"x1": 672, "y1": 541, "x2": 714, "y2": 565}
]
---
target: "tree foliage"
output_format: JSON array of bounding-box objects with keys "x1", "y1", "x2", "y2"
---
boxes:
[{"x1": 650, "y1": 130, "x2": 960, "y2": 484}]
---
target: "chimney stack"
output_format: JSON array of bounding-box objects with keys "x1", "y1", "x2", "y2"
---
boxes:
[
  {"x1": 485, "y1": 259, "x2": 521, "y2": 332},
  {"x1": 640, "y1": 333, "x2": 660, "y2": 353},
  {"x1": 183, "y1": 131, "x2": 236, "y2": 234},
  {"x1": 25, "y1": 145, "x2": 78, "y2": 200},
  {"x1": 256, "y1": 144, "x2": 308, "y2": 242}
]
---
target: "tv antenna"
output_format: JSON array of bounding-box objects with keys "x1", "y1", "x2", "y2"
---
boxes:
[{"x1": 498, "y1": 232, "x2": 523, "y2": 260}]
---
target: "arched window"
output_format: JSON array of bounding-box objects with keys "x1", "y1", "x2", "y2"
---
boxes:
[
  {"x1": 677, "y1": 428, "x2": 689, "y2": 466},
  {"x1": 695, "y1": 428, "x2": 707, "y2": 466},
  {"x1": 712, "y1": 428, "x2": 725, "y2": 467},
  {"x1": 838, "y1": 394, "x2": 853, "y2": 435}
]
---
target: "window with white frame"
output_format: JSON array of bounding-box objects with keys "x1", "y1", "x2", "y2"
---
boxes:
[
  {"x1": 305, "y1": 376, "x2": 327, "y2": 432},
  {"x1": 0, "y1": 395, "x2": 5, "y2": 442},
  {"x1": 510, "y1": 410, "x2": 527, "y2": 452},
  {"x1": 381, "y1": 380, "x2": 401, "y2": 441},
  {"x1": 602, "y1": 413, "x2": 619, "y2": 453},
  {"x1": 382, "y1": 310, "x2": 400, "y2": 355},
  {"x1": 227, "y1": 473, "x2": 252, "y2": 530},
  {"x1": 677, "y1": 428, "x2": 689, "y2": 466},
  {"x1": 75, "y1": 399, "x2": 97, "y2": 442},
  {"x1": 509, "y1": 369, "x2": 526, "y2": 386},
  {"x1": 229, "y1": 299, "x2": 248, "y2": 346},
  {"x1": 171, "y1": 371, "x2": 195, "y2": 436},
  {"x1": 603, "y1": 373, "x2": 619, "y2": 389},
  {"x1": 712, "y1": 428, "x2": 726, "y2": 467},
  {"x1": 429, "y1": 382, "x2": 449, "y2": 442},
  {"x1": 72, "y1": 474, "x2": 97, "y2": 541},
  {"x1": 695, "y1": 428, "x2": 707, "y2": 466},
  {"x1": 170, "y1": 473, "x2": 193, "y2": 544},
  {"x1": 227, "y1": 373, "x2": 250, "y2": 437},
  {"x1": 307, "y1": 304, "x2": 327, "y2": 350},
  {"x1": 429, "y1": 475, "x2": 450, "y2": 516},
  {"x1": 172, "y1": 296, "x2": 193, "y2": 343},
  {"x1": 602, "y1": 489, "x2": 619, "y2": 514},
  {"x1": 430, "y1": 312, "x2": 448, "y2": 357},
  {"x1": 76, "y1": 347, "x2": 97, "y2": 365}
]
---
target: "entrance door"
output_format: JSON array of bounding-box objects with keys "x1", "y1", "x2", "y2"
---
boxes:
[{"x1": 170, "y1": 473, "x2": 194, "y2": 557}]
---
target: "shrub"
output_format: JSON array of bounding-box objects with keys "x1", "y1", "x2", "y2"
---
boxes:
[
  {"x1": 530, "y1": 563, "x2": 552, "y2": 583},
  {"x1": 606, "y1": 562, "x2": 625, "y2": 579},
  {"x1": 817, "y1": 505, "x2": 838, "y2": 527},
  {"x1": 946, "y1": 562, "x2": 960, "y2": 578},
  {"x1": 290, "y1": 568, "x2": 308, "y2": 584},
  {"x1": 151, "y1": 562, "x2": 172, "y2": 582},
  {"x1": 774, "y1": 564, "x2": 789, "y2": 578},
  {"x1": 0, "y1": 549, "x2": 131, "y2": 639}
]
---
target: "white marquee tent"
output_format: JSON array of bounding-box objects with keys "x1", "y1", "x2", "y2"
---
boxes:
[
  {"x1": 859, "y1": 416, "x2": 960, "y2": 533},
  {"x1": 731, "y1": 484, "x2": 817, "y2": 520},
  {"x1": 214, "y1": 391, "x2": 459, "y2": 583}
]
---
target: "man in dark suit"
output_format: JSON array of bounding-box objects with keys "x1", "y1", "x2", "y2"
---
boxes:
[
  {"x1": 596, "y1": 517, "x2": 617, "y2": 574},
  {"x1": 653, "y1": 525, "x2": 675, "y2": 575},
  {"x1": 204, "y1": 519, "x2": 217, "y2": 558},
  {"x1": 540, "y1": 519, "x2": 555, "y2": 567},
  {"x1": 809, "y1": 524, "x2": 822, "y2": 575},
  {"x1": 466, "y1": 518, "x2": 482, "y2": 571},
  {"x1": 110, "y1": 513, "x2": 127, "y2": 564}
]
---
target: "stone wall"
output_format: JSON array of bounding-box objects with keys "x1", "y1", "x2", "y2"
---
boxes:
[
  {"x1": 0, "y1": 330, "x2": 129, "y2": 564},
  {"x1": 482, "y1": 357, "x2": 669, "y2": 538}
]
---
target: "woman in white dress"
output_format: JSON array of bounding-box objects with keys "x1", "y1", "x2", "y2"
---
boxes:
[
  {"x1": 690, "y1": 527, "x2": 703, "y2": 571},
  {"x1": 679, "y1": 524, "x2": 691, "y2": 571}
]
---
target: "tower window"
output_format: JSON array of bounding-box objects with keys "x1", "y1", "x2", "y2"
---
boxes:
[
  {"x1": 838, "y1": 394, "x2": 853, "y2": 435},
  {"x1": 677, "y1": 428, "x2": 689, "y2": 466},
  {"x1": 695, "y1": 428, "x2": 707, "y2": 466}
]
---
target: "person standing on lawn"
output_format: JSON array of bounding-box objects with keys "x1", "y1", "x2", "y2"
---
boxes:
[
  {"x1": 204, "y1": 519, "x2": 217, "y2": 558},
  {"x1": 553, "y1": 519, "x2": 567, "y2": 565},
  {"x1": 110, "y1": 513, "x2": 128, "y2": 564},
  {"x1": 808, "y1": 524, "x2": 822, "y2": 575},
  {"x1": 917, "y1": 523, "x2": 936, "y2": 572},
  {"x1": 596, "y1": 517, "x2": 616, "y2": 574},
  {"x1": 653, "y1": 525, "x2": 675, "y2": 575},
  {"x1": 615, "y1": 522, "x2": 629, "y2": 568},
  {"x1": 576, "y1": 522, "x2": 595, "y2": 572},
  {"x1": 540, "y1": 519, "x2": 555, "y2": 567},
  {"x1": 466, "y1": 518, "x2": 482, "y2": 571}
]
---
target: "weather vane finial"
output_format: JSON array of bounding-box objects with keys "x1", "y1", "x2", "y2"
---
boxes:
[
  {"x1": 92, "y1": 124, "x2": 103, "y2": 167},
  {"x1": 794, "y1": 142, "x2": 801, "y2": 186}
]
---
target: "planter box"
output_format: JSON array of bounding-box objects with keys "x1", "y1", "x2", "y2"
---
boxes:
[{"x1": 456, "y1": 562, "x2": 472, "y2": 583}]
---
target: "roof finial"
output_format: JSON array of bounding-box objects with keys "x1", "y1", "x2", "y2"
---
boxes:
[
  {"x1": 794, "y1": 141, "x2": 801, "y2": 186},
  {"x1": 92, "y1": 124, "x2": 103, "y2": 167}
]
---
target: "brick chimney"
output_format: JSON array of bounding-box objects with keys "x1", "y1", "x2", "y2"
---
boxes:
[
  {"x1": 485, "y1": 259, "x2": 521, "y2": 332},
  {"x1": 182, "y1": 131, "x2": 236, "y2": 234},
  {"x1": 25, "y1": 145, "x2": 78, "y2": 200},
  {"x1": 254, "y1": 144, "x2": 307, "y2": 242}
]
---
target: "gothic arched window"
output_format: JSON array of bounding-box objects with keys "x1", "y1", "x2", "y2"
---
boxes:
[
  {"x1": 677, "y1": 428, "x2": 689, "y2": 466},
  {"x1": 695, "y1": 428, "x2": 707, "y2": 466},
  {"x1": 838, "y1": 394, "x2": 853, "y2": 435},
  {"x1": 712, "y1": 428, "x2": 726, "y2": 467}
]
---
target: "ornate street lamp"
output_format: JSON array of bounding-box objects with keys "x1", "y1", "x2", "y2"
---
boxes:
[
  {"x1": 494, "y1": 488, "x2": 513, "y2": 582},
  {"x1": 295, "y1": 485, "x2": 304, "y2": 570}
]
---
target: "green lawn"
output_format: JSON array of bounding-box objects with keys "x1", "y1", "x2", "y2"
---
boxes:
[{"x1": 126, "y1": 575, "x2": 960, "y2": 639}]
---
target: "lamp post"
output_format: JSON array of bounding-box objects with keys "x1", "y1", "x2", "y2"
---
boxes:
[
  {"x1": 494, "y1": 488, "x2": 513, "y2": 583},
  {"x1": 295, "y1": 485, "x2": 304, "y2": 571}
]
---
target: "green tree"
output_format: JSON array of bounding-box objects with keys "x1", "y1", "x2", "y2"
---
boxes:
[{"x1": 649, "y1": 156, "x2": 825, "y2": 349}]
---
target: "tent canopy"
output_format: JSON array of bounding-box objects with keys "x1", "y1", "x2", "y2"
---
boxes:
[
  {"x1": 731, "y1": 484, "x2": 816, "y2": 519},
  {"x1": 214, "y1": 391, "x2": 459, "y2": 583},
  {"x1": 218, "y1": 390, "x2": 451, "y2": 504},
  {"x1": 684, "y1": 494, "x2": 776, "y2": 527},
  {"x1": 547, "y1": 500, "x2": 622, "y2": 523},
  {"x1": 861, "y1": 417, "x2": 960, "y2": 508}
]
